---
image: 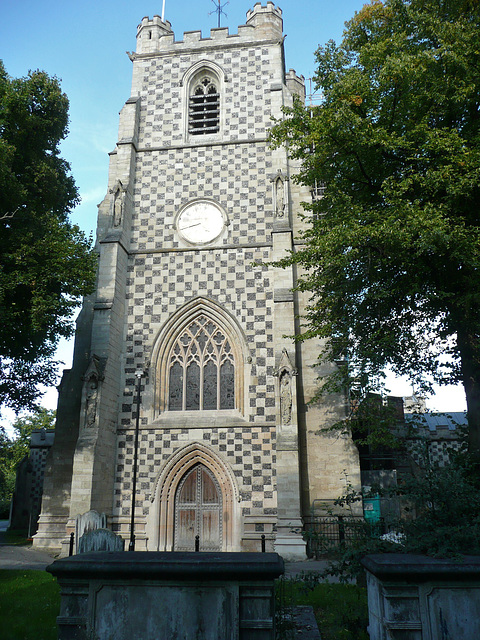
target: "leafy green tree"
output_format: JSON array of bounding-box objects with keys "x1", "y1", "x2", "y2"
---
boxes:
[
  {"x1": 0, "y1": 408, "x2": 55, "y2": 518},
  {"x1": 0, "y1": 62, "x2": 96, "y2": 413},
  {"x1": 0, "y1": 426, "x2": 15, "y2": 517},
  {"x1": 316, "y1": 448, "x2": 480, "y2": 581},
  {"x1": 9, "y1": 407, "x2": 56, "y2": 466},
  {"x1": 269, "y1": 0, "x2": 480, "y2": 458}
]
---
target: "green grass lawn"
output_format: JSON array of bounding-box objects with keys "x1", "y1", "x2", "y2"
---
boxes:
[
  {"x1": 306, "y1": 583, "x2": 369, "y2": 640},
  {"x1": 0, "y1": 571, "x2": 60, "y2": 640},
  {"x1": 277, "y1": 578, "x2": 369, "y2": 640}
]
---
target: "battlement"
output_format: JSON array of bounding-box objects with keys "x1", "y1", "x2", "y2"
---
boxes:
[
  {"x1": 136, "y1": 15, "x2": 173, "y2": 54},
  {"x1": 286, "y1": 69, "x2": 305, "y2": 85},
  {"x1": 137, "y1": 14, "x2": 173, "y2": 33},
  {"x1": 245, "y1": 2, "x2": 283, "y2": 39},
  {"x1": 135, "y1": 4, "x2": 284, "y2": 56},
  {"x1": 286, "y1": 68, "x2": 306, "y2": 101},
  {"x1": 246, "y1": 2, "x2": 283, "y2": 23}
]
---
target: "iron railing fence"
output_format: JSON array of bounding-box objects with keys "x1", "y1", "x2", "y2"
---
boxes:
[{"x1": 303, "y1": 515, "x2": 387, "y2": 559}]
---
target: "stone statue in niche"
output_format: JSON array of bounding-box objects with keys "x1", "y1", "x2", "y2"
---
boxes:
[
  {"x1": 275, "y1": 176, "x2": 285, "y2": 218},
  {"x1": 113, "y1": 188, "x2": 124, "y2": 227},
  {"x1": 280, "y1": 370, "x2": 292, "y2": 425},
  {"x1": 85, "y1": 377, "x2": 98, "y2": 428}
]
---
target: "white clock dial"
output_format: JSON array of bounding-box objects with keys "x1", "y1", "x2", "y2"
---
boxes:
[{"x1": 177, "y1": 201, "x2": 225, "y2": 244}]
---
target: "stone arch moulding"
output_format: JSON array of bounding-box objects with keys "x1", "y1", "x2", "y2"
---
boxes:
[
  {"x1": 180, "y1": 59, "x2": 228, "y2": 88},
  {"x1": 151, "y1": 296, "x2": 250, "y2": 419},
  {"x1": 147, "y1": 442, "x2": 241, "y2": 552}
]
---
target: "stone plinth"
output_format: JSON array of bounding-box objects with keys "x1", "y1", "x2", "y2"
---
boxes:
[
  {"x1": 361, "y1": 554, "x2": 480, "y2": 639},
  {"x1": 47, "y1": 551, "x2": 284, "y2": 640}
]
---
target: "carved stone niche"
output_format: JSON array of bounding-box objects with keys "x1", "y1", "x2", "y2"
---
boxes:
[
  {"x1": 275, "y1": 348, "x2": 298, "y2": 427},
  {"x1": 80, "y1": 355, "x2": 105, "y2": 430},
  {"x1": 270, "y1": 169, "x2": 289, "y2": 219},
  {"x1": 109, "y1": 180, "x2": 127, "y2": 228}
]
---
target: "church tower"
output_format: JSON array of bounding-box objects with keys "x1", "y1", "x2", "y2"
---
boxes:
[{"x1": 34, "y1": 3, "x2": 361, "y2": 559}]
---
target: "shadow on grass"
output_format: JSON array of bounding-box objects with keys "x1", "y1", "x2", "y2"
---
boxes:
[
  {"x1": 0, "y1": 529, "x2": 31, "y2": 546},
  {"x1": 0, "y1": 570, "x2": 60, "y2": 640}
]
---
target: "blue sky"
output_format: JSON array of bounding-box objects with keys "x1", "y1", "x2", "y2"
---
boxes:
[
  {"x1": 0, "y1": 0, "x2": 467, "y2": 416},
  {"x1": 2, "y1": 0, "x2": 365, "y2": 240}
]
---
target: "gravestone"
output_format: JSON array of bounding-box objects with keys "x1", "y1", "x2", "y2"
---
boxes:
[
  {"x1": 75, "y1": 510, "x2": 107, "y2": 552},
  {"x1": 77, "y1": 528, "x2": 124, "y2": 554}
]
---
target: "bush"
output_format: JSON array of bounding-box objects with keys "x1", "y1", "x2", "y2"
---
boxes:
[{"x1": 313, "y1": 456, "x2": 480, "y2": 583}]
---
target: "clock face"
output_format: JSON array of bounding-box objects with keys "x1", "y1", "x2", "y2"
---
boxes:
[{"x1": 177, "y1": 201, "x2": 225, "y2": 244}]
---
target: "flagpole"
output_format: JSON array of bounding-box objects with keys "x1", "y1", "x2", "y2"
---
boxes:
[{"x1": 162, "y1": 0, "x2": 166, "y2": 21}]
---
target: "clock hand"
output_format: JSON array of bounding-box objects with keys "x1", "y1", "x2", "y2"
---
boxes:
[{"x1": 179, "y1": 222, "x2": 202, "y2": 230}]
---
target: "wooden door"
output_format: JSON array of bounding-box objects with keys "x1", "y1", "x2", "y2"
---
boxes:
[{"x1": 174, "y1": 464, "x2": 222, "y2": 551}]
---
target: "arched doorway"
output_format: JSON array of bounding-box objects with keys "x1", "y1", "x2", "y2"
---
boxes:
[
  {"x1": 174, "y1": 463, "x2": 222, "y2": 551},
  {"x1": 148, "y1": 442, "x2": 241, "y2": 552}
]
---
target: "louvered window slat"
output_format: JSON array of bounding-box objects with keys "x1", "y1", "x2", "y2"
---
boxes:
[{"x1": 189, "y1": 77, "x2": 220, "y2": 135}]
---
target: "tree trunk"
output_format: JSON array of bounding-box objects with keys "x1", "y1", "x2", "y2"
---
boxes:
[{"x1": 457, "y1": 328, "x2": 480, "y2": 465}]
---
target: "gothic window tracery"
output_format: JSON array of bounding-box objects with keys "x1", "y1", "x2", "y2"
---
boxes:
[
  {"x1": 189, "y1": 75, "x2": 220, "y2": 135},
  {"x1": 167, "y1": 315, "x2": 235, "y2": 411}
]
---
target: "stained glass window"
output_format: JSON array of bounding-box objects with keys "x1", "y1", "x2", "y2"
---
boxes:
[{"x1": 168, "y1": 316, "x2": 235, "y2": 411}]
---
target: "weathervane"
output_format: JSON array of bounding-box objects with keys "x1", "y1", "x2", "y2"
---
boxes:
[{"x1": 210, "y1": 0, "x2": 229, "y2": 28}]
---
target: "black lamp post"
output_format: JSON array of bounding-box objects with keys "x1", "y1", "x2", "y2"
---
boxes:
[{"x1": 129, "y1": 370, "x2": 143, "y2": 551}]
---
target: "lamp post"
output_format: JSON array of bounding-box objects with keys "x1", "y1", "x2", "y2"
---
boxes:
[{"x1": 129, "y1": 370, "x2": 143, "y2": 551}]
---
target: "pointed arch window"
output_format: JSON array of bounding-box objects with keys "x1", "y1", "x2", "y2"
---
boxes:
[
  {"x1": 168, "y1": 315, "x2": 235, "y2": 411},
  {"x1": 189, "y1": 75, "x2": 220, "y2": 135}
]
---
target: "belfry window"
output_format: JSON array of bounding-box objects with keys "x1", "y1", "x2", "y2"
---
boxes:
[
  {"x1": 189, "y1": 76, "x2": 220, "y2": 135},
  {"x1": 168, "y1": 315, "x2": 235, "y2": 411}
]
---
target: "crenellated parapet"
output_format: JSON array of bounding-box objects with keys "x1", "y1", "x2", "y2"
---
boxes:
[
  {"x1": 136, "y1": 15, "x2": 173, "y2": 55},
  {"x1": 134, "y1": 3, "x2": 284, "y2": 56},
  {"x1": 286, "y1": 69, "x2": 306, "y2": 101},
  {"x1": 246, "y1": 2, "x2": 283, "y2": 38}
]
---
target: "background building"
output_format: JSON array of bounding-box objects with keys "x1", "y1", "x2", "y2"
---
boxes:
[{"x1": 9, "y1": 429, "x2": 55, "y2": 536}]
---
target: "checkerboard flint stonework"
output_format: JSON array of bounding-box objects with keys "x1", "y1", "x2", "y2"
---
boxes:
[{"x1": 34, "y1": 4, "x2": 361, "y2": 559}]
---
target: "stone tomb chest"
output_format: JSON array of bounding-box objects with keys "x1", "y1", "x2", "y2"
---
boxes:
[
  {"x1": 47, "y1": 551, "x2": 284, "y2": 639},
  {"x1": 362, "y1": 554, "x2": 480, "y2": 639}
]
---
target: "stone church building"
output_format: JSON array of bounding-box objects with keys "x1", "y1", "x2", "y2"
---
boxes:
[{"x1": 34, "y1": 3, "x2": 360, "y2": 559}]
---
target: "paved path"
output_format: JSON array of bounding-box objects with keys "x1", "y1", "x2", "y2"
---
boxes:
[
  {"x1": 0, "y1": 520, "x2": 56, "y2": 570},
  {"x1": 0, "y1": 541, "x2": 56, "y2": 570},
  {"x1": 283, "y1": 558, "x2": 331, "y2": 578},
  {"x1": 0, "y1": 520, "x2": 333, "y2": 576}
]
